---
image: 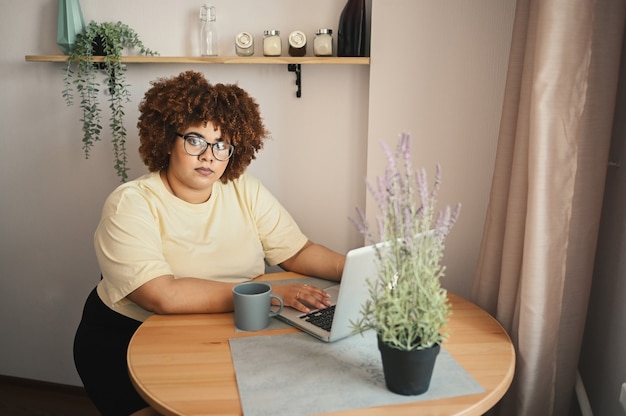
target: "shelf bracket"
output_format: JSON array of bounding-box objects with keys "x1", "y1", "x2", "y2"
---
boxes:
[{"x1": 287, "y1": 64, "x2": 302, "y2": 98}]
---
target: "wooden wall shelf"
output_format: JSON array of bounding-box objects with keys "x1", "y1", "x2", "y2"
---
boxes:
[
  {"x1": 24, "y1": 55, "x2": 370, "y2": 65},
  {"x1": 25, "y1": 55, "x2": 369, "y2": 98}
]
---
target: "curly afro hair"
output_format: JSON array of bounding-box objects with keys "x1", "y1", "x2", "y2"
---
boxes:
[{"x1": 137, "y1": 70, "x2": 269, "y2": 183}]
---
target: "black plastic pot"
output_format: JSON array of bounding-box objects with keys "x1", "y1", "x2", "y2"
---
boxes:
[{"x1": 377, "y1": 336, "x2": 440, "y2": 395}]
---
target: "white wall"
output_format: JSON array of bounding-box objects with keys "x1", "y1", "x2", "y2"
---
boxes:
[
  {"x1": 0, "y1": 0, "x2": 514, "y2": 386},
  {"x1": 0, "y1": 0, "x2": 368, "y2": 386}
]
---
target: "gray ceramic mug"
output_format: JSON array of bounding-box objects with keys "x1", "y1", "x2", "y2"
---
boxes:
[{"x1": 232, "y1": 282, "x2": 284, "y2": 331}]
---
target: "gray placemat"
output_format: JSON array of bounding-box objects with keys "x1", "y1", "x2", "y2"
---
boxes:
[{"x1": 229, "y1": 330, "x2": 484, "y2": 416}]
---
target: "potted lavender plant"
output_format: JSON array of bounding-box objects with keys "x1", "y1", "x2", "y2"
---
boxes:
[{"x1": 350, "y1": 132, "x2": 461, "y2": 395}]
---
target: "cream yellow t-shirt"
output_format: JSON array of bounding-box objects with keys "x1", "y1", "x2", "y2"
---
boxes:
[{"x1": 95, "y1": 171, "x2": 308, "y2": 321}]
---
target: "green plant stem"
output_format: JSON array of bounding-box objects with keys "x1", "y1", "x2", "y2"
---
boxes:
[{"x1": 62, "y1": 21, "x2": 157, "y2": 182}]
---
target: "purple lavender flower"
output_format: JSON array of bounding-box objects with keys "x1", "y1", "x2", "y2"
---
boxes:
[
  {"x1": 351, "y1": 132, "x2": 460, "y2": 246},
  {"x1": 349, "y1": 132, "x2": 462, "y2": 350}
]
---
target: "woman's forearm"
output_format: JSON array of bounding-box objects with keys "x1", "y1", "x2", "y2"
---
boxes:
[
  {"x1": 280, "y1": 241, "x2": 345, "y2": 281},
  {"x1": 127, "y1": 275, "x2": 237, "y2": 314}
]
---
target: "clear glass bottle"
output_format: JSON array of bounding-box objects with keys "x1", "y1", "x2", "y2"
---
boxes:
[
  {"x1": 288, "y1": 30, "x2": 307, "y2": 57},
  {"x1": 199, "y1": 4, "x2": 218, "y2": 56},
  {"x1": 235, "y1": 32, "x2": 254, "y2": 56},
  {"x1": 313, "y1": 29, "x2": 333, "y2": 57},
  {"x1": 263, "y1": 30, "x2": 281, "y2": 56}
]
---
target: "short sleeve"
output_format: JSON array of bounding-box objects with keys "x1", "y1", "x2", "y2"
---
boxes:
[
  {"x1": 244, "y1": 176, "x2": 309, "y2": 266},
  {"x1": 95, "y1": 186, "x2": 173, "y2": 305}
]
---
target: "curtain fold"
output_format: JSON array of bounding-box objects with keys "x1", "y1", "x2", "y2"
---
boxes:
[{"x1": 471, "y1": 0, "x2": 625, "y2": 414}]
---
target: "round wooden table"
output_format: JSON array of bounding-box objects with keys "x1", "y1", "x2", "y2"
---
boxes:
[{"x1": 127, "y1": 272, "x2": 515, "y2": 415}]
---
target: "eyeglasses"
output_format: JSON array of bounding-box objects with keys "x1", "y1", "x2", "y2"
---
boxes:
[{"x1": 176, "y1": 133, "x2": 235, "y2": 161}]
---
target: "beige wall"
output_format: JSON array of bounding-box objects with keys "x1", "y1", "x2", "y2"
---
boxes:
[
  {"x1": 367, "y1": 0, "x2": 516, "y2": 295},
  {"x1": 0, "y1": 0, "x2": 514, "y2": 386}
]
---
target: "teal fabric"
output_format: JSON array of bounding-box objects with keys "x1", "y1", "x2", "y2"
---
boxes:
[{"x1": 57, "y1": 0, "x2": 85, "y2": 54}]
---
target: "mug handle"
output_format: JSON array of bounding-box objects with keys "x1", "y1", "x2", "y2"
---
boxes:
[{"x1": 269, "y1": 294, "x2": 284, "y2": 317}]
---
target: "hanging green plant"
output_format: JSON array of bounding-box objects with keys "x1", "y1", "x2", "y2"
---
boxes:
[{"x1": 62, "y1": 21, "x2": 158, "y2": 181}]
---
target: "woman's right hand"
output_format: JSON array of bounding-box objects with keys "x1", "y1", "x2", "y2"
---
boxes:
[{"x1": 271, "y1": 283, "x2": 331, "y2": 313}]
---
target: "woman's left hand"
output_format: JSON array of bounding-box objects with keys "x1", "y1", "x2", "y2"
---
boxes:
[{"x1": 271, "y1": 283, "x2": 331, "y2": 313}]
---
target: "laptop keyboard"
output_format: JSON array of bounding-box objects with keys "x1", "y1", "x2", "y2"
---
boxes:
[{"x1": 300, "y1": 305, "x2": 336, "y2": 332}]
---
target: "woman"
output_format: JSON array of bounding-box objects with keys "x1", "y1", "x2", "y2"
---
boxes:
[{"x1": 73, "y1": 70, "x2": 345, "y2": 416}]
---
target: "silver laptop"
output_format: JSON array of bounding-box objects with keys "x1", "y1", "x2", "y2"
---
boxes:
[{"x1": 276, "y1": 243, "x2": 380, "y2": 342}]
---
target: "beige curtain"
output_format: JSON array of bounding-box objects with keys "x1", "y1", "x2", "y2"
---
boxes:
[{"x1": 471, "y1": 0, "x2": 625, "y2": 415}]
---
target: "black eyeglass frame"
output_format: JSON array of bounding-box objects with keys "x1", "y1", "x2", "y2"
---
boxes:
[{"x1": 175, "y1": 133, "x2": 235, "y2": 161}]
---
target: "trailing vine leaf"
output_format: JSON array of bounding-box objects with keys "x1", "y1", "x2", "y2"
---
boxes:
[{"x1": 62, "y1": 21, "x2": 158, "y2": 182}]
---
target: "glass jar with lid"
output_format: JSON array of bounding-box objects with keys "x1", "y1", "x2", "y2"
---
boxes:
[
  {"x1": 263, "y1": 30, "x2": 281, "y2": 56},
  {"x1": 313, "y1": 29, "x2": 333, "y2": 57},
  {"x1": 235, "y1": 32, "x2": 254, "y2": 56},
  {"x1": 288, "y1": 30, "x2": 307, "y2": 57}
]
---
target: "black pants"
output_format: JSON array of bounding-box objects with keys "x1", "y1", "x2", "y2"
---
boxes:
[{"x1": 73, "y1": 288, "x2": 148, "y2": 415}]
